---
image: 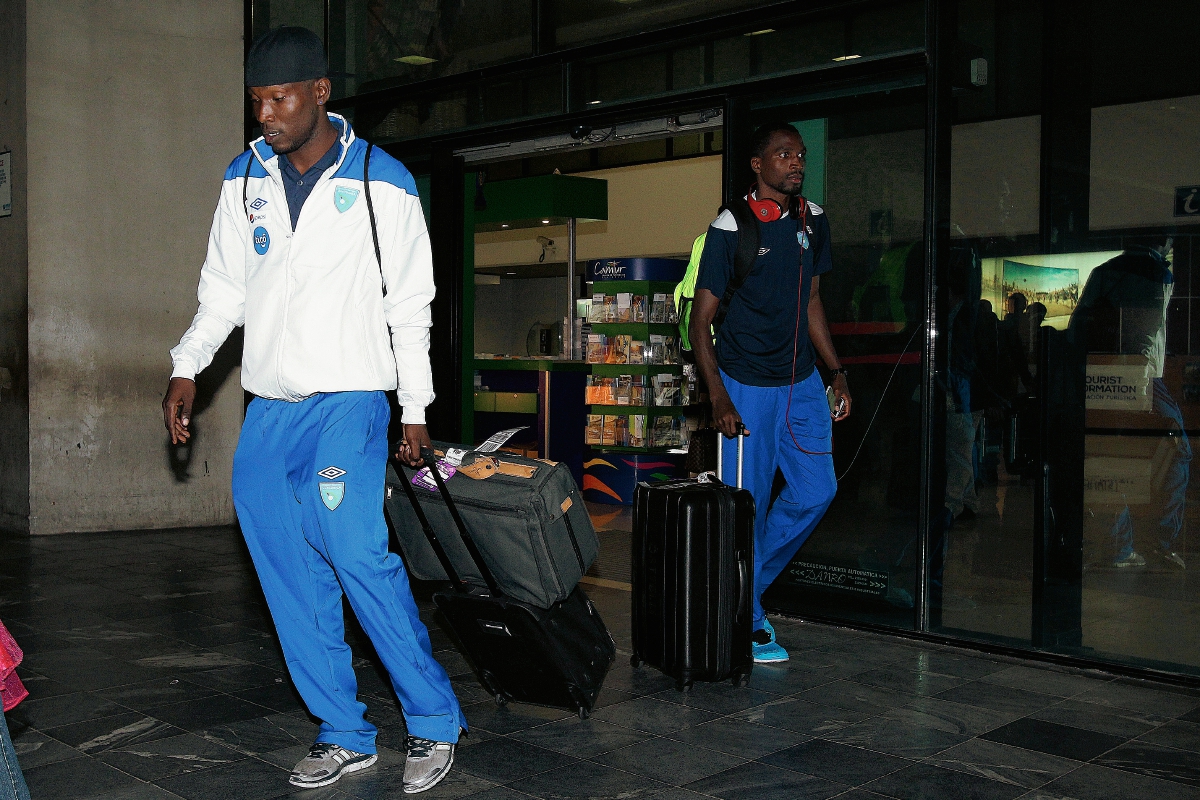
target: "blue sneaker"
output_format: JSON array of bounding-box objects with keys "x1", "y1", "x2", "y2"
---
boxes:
[{"x1": 752, "y1": 621, "x2": 789, "y2": 663}]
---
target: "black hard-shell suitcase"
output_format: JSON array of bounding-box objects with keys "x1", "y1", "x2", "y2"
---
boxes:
[
  {"x1": 630, "y1": 431, "x2": 754, "y2": 690},
  {"x1": 393, "y1": 450, "x2": 615, "y2": 719}
]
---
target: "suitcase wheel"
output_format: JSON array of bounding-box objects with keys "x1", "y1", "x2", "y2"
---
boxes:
[
  {"x1": 577, "y1": 706, "x2": 589, "y2": 721},
  {"x1": 629, "y1": 655, "x2": 642, "y2": 669},
  {"x1": 676, "y1": 680, "x2": 692, "y2": 693},
  {"x1": 494, "y1": 693, "x2": 508, "y2": 708},
  {"x1": 732, "y1": 670, "x2": 751, "y2": 688}
]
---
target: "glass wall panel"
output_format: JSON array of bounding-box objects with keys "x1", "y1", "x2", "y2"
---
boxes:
[
  {"x1": 573, "y1": 1, "x2": 924, "y2": 110},
  {"x1": 938, "y1": 0, "x2": 1200, "y2": 676},
  {"x1": 552, "y1": 0, "x2": 765, "y2": 49},
  {"x1": 758, "y1": 87, "x2": 928, "y2": 629}
]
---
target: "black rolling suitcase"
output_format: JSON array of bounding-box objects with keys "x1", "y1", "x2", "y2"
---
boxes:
[
  {"x1": 394, "y1": 449, "x2": 615, "y2": 719},
  {"x1": 630, "y1": 430, "x2": 754, "y2": 691}
]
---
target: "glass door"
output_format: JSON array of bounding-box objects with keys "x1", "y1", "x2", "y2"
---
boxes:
[{"x1": 744, "y1": 83, "x2": 929, "y2": 630}]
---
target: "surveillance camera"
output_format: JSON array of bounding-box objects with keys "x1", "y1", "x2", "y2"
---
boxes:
[{"x1": 570, "y1": 124, "x2": 593, "y2": 140}]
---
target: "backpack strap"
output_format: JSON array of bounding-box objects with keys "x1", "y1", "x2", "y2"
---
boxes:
[
  {"x1": 712, "y1": 197, "x2": 760, "y2": 329},
  {"x1": 363, "y1": 142, "x2": 386, "y2": 298},
  {"x1": 241, "y1": 152, "x2": 254, "y2": 222}
]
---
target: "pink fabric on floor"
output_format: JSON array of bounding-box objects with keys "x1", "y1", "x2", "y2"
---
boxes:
[{"x1": 0, "y1": 619, "x2": 27, "y2": 711}]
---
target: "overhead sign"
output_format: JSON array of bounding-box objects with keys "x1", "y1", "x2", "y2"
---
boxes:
[
  {"x1": 1176, "y1": 186, "x2": 1200, "y2": 218},
  {"x1": 0, "y1": 151, "x2": 10, "y2": 218},
  {"x1": 783, "y1": 560, "x2": 889, "y2": 597},
  {"x1": 1085, "y1": 363, "x2": 1151, "y2": 411},
  {"x1": 586, "y1": 258, "x2": 686, "y2": 283}
]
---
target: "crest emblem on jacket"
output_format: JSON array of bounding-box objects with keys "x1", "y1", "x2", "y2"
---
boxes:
[{"x1": 334, "y1": 186, "x2": 360, "y2": 213}]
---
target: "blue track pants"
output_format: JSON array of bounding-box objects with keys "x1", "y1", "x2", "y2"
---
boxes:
[
  {"x1": 233, "y1": 391, "x2": 464, "y2": 753},
  {"x1": 720, "y1": 369, "x2": 837, "y2": 627}
]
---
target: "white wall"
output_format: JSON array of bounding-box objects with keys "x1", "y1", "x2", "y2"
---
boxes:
[
  {"x1": 474, "y1": 277, "x2": 569, "y2": 357},
  {"x1": 0, "y1": 0, "x2": 28, "y2": 531},
  {"x1": 1091, "y1": 96, "x2": 1200, "y2": 231},
  {"x1": 25, "y1": 0, "x2": 245, "y2": 534},
  {"x1": 951, "y1": 115, "x2": 1041, "y2": 239}
]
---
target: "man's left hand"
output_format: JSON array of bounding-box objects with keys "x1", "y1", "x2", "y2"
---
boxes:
[
  {"x1": 832, "y1": 373, "x2": 852, "y2": 421},
  {"x1": 396, "y1": 424, "x2": 433, "y2": 466}
]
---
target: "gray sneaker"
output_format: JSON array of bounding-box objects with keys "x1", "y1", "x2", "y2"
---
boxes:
[
  {"x1": 403, "y1": 736, "x2": 455, "y2": 794},
  {"x1": 289, "y1": 742, "x2": 377, "y2": 788},
  {"x1": 1113, "y1": 551, "x2": 1147, "y2": 568}
]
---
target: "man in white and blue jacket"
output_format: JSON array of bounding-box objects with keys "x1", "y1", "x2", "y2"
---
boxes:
[{"x1": 163, "y1": 27, "x2": 462, "y2": 794}]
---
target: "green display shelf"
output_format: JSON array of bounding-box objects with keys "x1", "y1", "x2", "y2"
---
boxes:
[
  {"x1": 588, "y1": 405, "x2": 695, "y2": 415},
  {"x1": 585, "y1": 322, "x2": 679, "y2": 335},
  {"x1": 587, "y1": 280, "x2": 680, "y2": 294},
  {"x1": 588, "y1": 363, "x2": 683, "y2": 376}
]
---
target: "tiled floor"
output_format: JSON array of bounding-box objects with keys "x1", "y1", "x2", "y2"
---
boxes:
[{"x1": 3, "y1": 525, "x2": 1200, "y2": 800}]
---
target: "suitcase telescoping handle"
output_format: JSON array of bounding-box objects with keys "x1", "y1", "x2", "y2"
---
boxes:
[
  {"x1": 715, "y1": 423, "x2": 746, "y2": 488},
  {"x1": 419, "y1": 447, "x2": 504, "y2": 597},
  {"x1": 394, "y1": 458, "x2": 470, "y2": 594}
]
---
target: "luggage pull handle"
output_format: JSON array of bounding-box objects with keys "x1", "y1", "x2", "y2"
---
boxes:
[
  {"x1": 419, "y1": 447, "x2": 504, "y2": 597},
  {"x1": 715, "y1": 423, "x2": 746, "y2": 488},
  {"x1": 394, "y1": 460, "x2": 469, "y2": 594}
]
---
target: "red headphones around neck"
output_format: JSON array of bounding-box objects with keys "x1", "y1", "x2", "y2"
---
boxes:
[{"x1": 747, "y1": 185, "x2": 804, "y2": 223}]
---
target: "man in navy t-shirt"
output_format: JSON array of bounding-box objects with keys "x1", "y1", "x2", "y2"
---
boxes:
[{"x1": 691, "y1": 122, "x2": 851, "y2": 663}]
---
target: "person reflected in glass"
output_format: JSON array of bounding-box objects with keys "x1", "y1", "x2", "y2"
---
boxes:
[
  {"x1": 944, "y1": 248, "x2": 983, "y2": 524},
  {"x1": 1069, "y1": 244, "x2": 1190, "y2": 570}
]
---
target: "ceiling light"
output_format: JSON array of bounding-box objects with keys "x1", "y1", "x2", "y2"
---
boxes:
[
  {"x1": 395, "y1": 55, "x2": 437, "y2": 65},
  {"x1": 587, "y1": 100, "x2": 602, "y2": 105},
  {"x1": 506, "y1": 272, "x2": 516, "y2": 275},
  {"x1": 744, "y1": 28, "x2": 775, "y2": 36},
  {"x1": 832, "y1": 54, "x2": 862, "y2": 61},
  {"x1": 500, "y1": 223, "x2": 509, "y2": 228},
  {"x1": 541, "y1": 219, "x2": 550, "y2": 224}
]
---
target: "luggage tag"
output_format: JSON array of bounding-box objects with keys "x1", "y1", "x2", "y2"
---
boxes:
[
  {"x1": 458, "y1": 455, "x2": 498, "y2": 480},
  {"x1": 412, "y1": 459, "x2": 456, "y2": 491}
]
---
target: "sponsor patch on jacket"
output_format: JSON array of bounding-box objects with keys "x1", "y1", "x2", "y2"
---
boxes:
[
  {"x1": 253, "y1": 226, "x2": 270, "y2": 255},
  {"x1": 249, "y1": 197, "x2": 268, "y2": 210},
  {"x1": 334, "y1": 186, "x2": 360, "y2": 213},
  {"x1": 317, "y1": 466, "x2": 347, "y2": 480}
]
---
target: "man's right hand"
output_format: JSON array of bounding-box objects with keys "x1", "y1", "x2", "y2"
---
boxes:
[
  {"x1": 163, "y1": 378, "x2": 197, "y2": 444},
  {"x1": 712, "y1": 394, "x2": 747, "y2": 439}
]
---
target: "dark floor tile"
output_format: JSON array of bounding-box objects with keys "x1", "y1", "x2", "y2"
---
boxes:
[
  {"x1": 14, "y1": 673, "x2": 78, "y2": 701},
  {"x1": 820, "y1": 714, "x2": 971, "y2": 760},
  {"x1": 9, "y1": 690, "x2": 131, "y2": 729},
  {"x1": 208, "y1": 639, "x2": 286, "y2": 668},
  {"x1": 863, "y1": 762, "x2": 1026, "y2": 800},
  {"x1": 794, "y1": 680, "x2": 913, "y2": 714},
  {"x1": 1029, "y1": 698, "x2": 1166, "y2": 739},
  {"x1": 684, "y1": 760, "x2": 845, "y2": 800},
  {"x1": 510, "y1": 716, "x2": 652, "y2": 758},
  {"x1": 455, "y1": 736, "x2": 578, "y2": 783},
  {"x1": 8, "y1": 727, "x2": 85, "y2": 769},
  {"x1": 760, "y1": 738, "x2": 912, "y2": 785},
  {"x1": 98, "y1": 678, "x2": 222, "y2": 713},
  {"x1": 1073, "y1": 681, "x2": 1200, "y2": 719},
  {"x1": 338, "y1": 760, "x2": 495, "y2": 799},
  {"x1": 44, "y1": 712, "x2": 183, "y2": 753},
  {"x1": 98, "y1": 732, "x2": 246, "y2": 781},
  {"x1": 736, "y1": 697, "x2": 873, "y2": 737},
  {"x1": 1138, "y1": 720, "x2": 1200, "y2": 753},
  {"x1": 981, "y1": 718, "x2": 1126, "y2": 762},
  {"x1": 147, "y1": 694, "x2": 276, "y2": 731},
  {"x1": 650, "y1": 684, "x2": 778, "y2": 715},
  {"x1": 600, "y1": 663, "x2": 681, "y2": 698},
  {"x1": 169, "y1": 622, "x2": 275, "y2": 649},
  {"x1": 933, "y1": 682, "x2": 1059, "y2": 717},
  {"x1": 197, "y1": 713, "x2": 317, "y2": 756},
  {"x1": 462, "y1": 700, "x2": 571, "y2": 735},
  {"x1": 594, "y1": 736, "x2": 746, "y2": 783},
  {"x1": 22, "y1": 754, "x2": 146, "y2": 799},
  {"x1": 125, "y1": 611, "x2": 227, "y2": 634},
  {"x1": 590, "y1": 696, "x2": 719, "y2": 735},
  {"x1": 667, "y1": 716, "x2": 810, "y2": 760},
  {"x1": 977, "y1": 665, "x2": 1111, "y2": 699},
  {"x1": 231, "y1": 683, "x2": 307, "y2": 714},
  {"x1": 897, "y1": 696, "x2": 1020, "y2": 737},
  {"x1": 1093, "y1": 741, "x2": 1200, "y2": 788},
  {"x1": 925, "y1": 738, "x2": 1081, "y2": 790},
  {"x1": 897, "y1": 651, "x2": 1008, "y2": 681},
  {"x1": 1034, "y1": 762, "x2": 1200, "y2": 800},
  {"x1": 516, "y1": 758, "x2": 669, "y2": 799},
  {"x1": 155, "y1": 756, "x2": 292, "y2": 800},
  {"x1": 853, "y1": 666, "x2": 967, "y2": 697}
]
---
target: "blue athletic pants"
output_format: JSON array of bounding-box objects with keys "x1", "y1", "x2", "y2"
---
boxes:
[
  {"x1": 233, "y1": 391, "x2": 464, "y2": 753},
  {"x1": 720, "y1": 369, "x2": 837, "y2": 627}
]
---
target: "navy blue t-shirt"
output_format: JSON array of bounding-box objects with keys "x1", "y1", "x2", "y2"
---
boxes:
[{"x1": 695, "y1": 200, "x2": 833, "y2": 386}]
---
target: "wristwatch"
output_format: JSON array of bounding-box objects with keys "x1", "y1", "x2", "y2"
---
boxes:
[{"x1": 830, "y1": 367, "x2": 848, "y2": 377}]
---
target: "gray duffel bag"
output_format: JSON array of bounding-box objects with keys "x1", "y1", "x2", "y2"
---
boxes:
[{"x1": 384, "y1": 445, "x2": 598, "y2": 609}]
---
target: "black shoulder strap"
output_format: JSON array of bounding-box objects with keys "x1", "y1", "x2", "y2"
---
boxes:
[
  {"x1": 713, "y1": 197, "x2": 760, "y2": 328},
  {"x1": 363, "y1": 142, "x2": 387, "y2": 300},
  {"x1": 242, "y1": 152, "x2": 253, "y2": 222}
]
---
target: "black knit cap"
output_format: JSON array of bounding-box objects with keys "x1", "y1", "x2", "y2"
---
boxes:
[{"x1": 245, "y1": 26, "x2": 327, "y2": 87}]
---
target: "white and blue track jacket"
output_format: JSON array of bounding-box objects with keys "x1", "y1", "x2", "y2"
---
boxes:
[{"x1": 170, "y1": 114, "x2": 436, "y2": 423}]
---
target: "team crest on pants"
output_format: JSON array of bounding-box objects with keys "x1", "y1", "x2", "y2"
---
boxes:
[{"x1": 319, "y1": 482, "x2": 345, "y2": 510}]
